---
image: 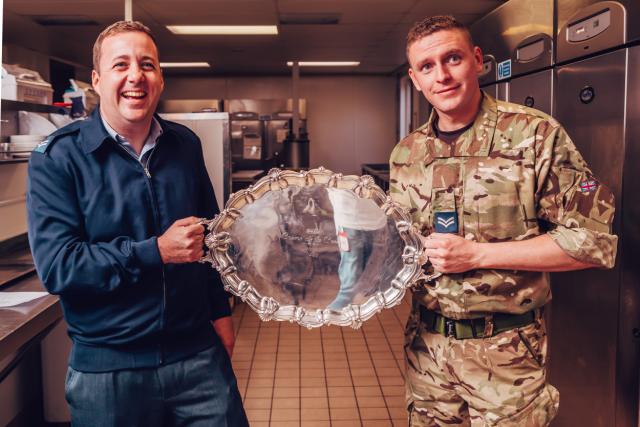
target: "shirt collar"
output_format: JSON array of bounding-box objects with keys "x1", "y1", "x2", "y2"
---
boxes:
[
  {"x1": 422, "y1": 91, "x2": 497, "y2": 157},
  {"x1": 100, "y1": 114, "x2": 163, "y2": 155},
  {"x1": 79, "y1": 107, "x2": 169, "y2": 154}
]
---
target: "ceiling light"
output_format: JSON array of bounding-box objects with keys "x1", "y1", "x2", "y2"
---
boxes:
[
  {"x1": 167, "y1": 25, "x2": 278, "y2": 35},
  {"x1": 160, "y1": 62, "x2": 211, "y2": 68},
  {"x1": 287, "y1": 61, "x2": 360, "y2": 67}
]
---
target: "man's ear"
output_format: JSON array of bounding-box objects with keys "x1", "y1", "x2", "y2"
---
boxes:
[
  {"x1": 408, "y1": 67, "x2": 422, "y2": 92},
  {"x1": 91, "y1": 69, "x2": 101, "y2": 97},
  {"x1": 473, "y1": 46, "x2": 483, "y2": 74}
]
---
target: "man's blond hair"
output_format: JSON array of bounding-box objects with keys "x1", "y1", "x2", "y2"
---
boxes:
[{"x1": 92, "y1": 20, "x2": 157, "y2": 72}]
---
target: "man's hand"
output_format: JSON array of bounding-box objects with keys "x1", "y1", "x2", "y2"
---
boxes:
[
  {"x1": 212, "y1": 316, "x2": 235, "y2": 358},
  {"x1": 157, "y1": 217, "x2": 204, "y2": 264},
  {"x1": 421, "y1": 233, "x2": 480, "y2": 273}
]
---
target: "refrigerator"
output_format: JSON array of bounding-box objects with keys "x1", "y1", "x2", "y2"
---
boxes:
[
  {"x1": 549, "y1": 1, "x2": 640, "y2": 426},
  {"x1": 159, "y1": 112, "x2": 231, "y2": 210}
]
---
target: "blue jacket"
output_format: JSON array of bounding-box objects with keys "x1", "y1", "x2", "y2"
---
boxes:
[{"x1": 27, "y1": 108, "x2": 231, "y2": 372}]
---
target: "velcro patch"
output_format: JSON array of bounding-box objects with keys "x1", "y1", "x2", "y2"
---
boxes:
[
  {"x1": 434, "y1": 211, "x2": 458, "y2": 233},
  {"x1": 579, "y1": 179, "x2": 598, "y2": 193}
]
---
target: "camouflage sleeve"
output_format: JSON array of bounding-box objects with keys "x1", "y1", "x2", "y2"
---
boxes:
[
  {"x1": 535, "y1": 121, "x2": 618, "y2": 268},
  {"x1": 389, "y1": 143, "x2": 413, "y2": 209}
]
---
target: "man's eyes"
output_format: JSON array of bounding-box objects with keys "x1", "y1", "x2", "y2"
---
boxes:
[
  {"x1": 447, "y1": 54, "x2": 461, "y2": 64},
  {"x1": 141, "y1": 62, "x2": 156, "y2": 70}
]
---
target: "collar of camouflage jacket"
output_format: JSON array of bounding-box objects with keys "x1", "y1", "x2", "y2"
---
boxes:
[{"x1": 419, "y1": 91, "x2": 497, "y2": 158}]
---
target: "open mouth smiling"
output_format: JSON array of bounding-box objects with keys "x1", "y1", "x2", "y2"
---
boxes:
[{"x1": 121, "y1": 90, "x2": 147, "y2": 100}]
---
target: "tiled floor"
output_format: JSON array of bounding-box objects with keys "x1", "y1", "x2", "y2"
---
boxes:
[{"x1": 230, "y1": 294, "x2": 412, "y2": 427}]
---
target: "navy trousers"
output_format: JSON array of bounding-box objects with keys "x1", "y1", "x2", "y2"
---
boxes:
[{"x1": 65, "y1": 345, "x2": 248, "y2": 427}]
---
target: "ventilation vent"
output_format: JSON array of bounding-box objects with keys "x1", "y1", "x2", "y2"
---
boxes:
[
  {"x1": 279, "y1": 13, "x2": 340, "y2": 25},
  {"x1": 30, "y1": 15, "x2": 99, "y2": 26}
]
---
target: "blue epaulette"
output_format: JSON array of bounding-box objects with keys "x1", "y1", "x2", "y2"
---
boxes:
[{"x1": 33, "y1": 122, "x2": 82, "y2": 154}]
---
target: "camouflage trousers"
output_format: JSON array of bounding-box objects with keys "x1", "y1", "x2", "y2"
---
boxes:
[{"x1": 404, "y1": 312, "x2": 559, "y2": 426}]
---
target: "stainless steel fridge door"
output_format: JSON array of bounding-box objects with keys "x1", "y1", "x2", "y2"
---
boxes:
[
  {"x1": 550, "y1": 48, "x2": 626, "y2": 427},
  {"x1": 507, "y1": 69, "x2": 553, "y2": 115}
]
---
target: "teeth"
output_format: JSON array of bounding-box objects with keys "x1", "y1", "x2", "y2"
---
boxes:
[{"x1": 122, "y1": 91, "x2": 146, "y2": 98}]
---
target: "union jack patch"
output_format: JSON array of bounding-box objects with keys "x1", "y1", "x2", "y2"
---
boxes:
[{"x1": 579, "y1": 179, "x2": 598, "y2": 193}]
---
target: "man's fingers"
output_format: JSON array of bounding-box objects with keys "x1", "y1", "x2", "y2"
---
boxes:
[
  {"x1": 183, "y1": 223, "x2": 205, "y2": 237},
  {"x1": 174, "y1": 216, "x2": 200, "y2": 227}
]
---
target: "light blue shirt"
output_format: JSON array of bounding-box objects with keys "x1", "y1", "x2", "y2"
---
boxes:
[{"x1": 101, "y1": 116, "x2": 163, "y2": 164}]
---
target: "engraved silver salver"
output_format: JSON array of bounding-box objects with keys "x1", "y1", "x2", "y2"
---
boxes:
[{"x1": 200, "y1": 167, "x2": 438, "y2": 328}]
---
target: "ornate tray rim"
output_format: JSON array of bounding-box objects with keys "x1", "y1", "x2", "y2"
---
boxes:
[{"x1": 200, "y1": 166, "x2": 424, "y2": 329}]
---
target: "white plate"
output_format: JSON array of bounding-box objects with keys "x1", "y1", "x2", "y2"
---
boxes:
[{"x1": 10, "y1": 134, "x2": 47, "y2": 143}]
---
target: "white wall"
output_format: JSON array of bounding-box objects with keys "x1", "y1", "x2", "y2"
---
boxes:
[{"x1": 163, "y1": 75, "x2": 398, "y2": 175}]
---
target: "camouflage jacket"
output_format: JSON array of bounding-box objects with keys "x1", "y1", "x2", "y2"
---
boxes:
[{"x1": 389, "y1": 93, "x2": 617, "y2": 319}]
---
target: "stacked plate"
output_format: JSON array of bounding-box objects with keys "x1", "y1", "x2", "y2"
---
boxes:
[{"x1": 9, "y1": 135, "x2": 47, "y2": 157}]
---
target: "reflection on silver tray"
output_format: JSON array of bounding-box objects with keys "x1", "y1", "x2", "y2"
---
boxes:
[{"x1": 200, "y1": 167, "x2": 434, "y2": 328}]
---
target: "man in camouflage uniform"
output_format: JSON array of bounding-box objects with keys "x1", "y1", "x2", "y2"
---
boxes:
[{"x1": 390, "y1": 15, "x2": 617, "y2": 426}]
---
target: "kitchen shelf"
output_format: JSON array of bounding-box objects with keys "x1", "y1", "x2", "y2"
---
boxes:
[{"x1": 1, "y1": 99, "x2": 69, "y2": 115}]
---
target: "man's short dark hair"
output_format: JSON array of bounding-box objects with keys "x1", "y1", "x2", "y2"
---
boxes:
[
  {"x1": 406, "y1": 15, "x2": 475, "y2": 58},
  {"x1": 93, "y1": 20, "x2": 157, "y2": 72}
]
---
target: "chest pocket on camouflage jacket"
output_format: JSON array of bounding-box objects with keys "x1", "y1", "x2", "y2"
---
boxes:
[{"x1": 463, "y1": 148, "x2": 536, "y2": 243}]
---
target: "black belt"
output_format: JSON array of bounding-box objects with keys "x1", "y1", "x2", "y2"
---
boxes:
[{"x1": 418, "y1": 305, "x2": 538, "y2": 339}]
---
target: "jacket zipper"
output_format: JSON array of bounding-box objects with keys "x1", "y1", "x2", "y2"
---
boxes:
[{"x1": 116, "y1": 142, "x2": 167, "y2": 364}]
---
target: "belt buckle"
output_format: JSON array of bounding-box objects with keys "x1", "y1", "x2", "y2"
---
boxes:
[{"x1": 445, "y1": 318, "x2": 456, "y2": 339}]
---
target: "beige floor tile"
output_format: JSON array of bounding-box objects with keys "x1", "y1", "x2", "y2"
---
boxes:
[
  {"x1": 273, "y1": 387, "x2": 300, "y2": 398},
  {"x1": 301, "y1": 360, "x2": 324, "y2": 368},
  {"x1": 329, "y1": 396, "x2": 357, "y2": 409},
  {"x1": 332, "y1": 421, "x2": 361, "y2": 427},
  {"x1": 243, "y1": 398, "x2": 272, "y2": 410},
  {"x1": 330, "y1": 407, "x2": 360, "y2": 420},
  {"x1": 324, "y1": 359, "x2": 349, "y2": 368},
  {"x1": 363, "y1": 420, "x2": 393, "y2": 427},
  {"x1": 381, "y1": 385, "x2": 406, "y2": 397},
  {"x1": 270, "y1": 408, "x2": 300, "y2": 422},
  {"x1": 327, "y1": 386, "x2": 355, "y2": 398},
  {"x1": 355, "y1": 386, "x2": 383, "y2": 397},
  {"x1": 301, "y1": 376, "x2": 326, "y2": 388},
  {"x1": 245, "y1": 409, "x2": 270, "y2": 422},
  {"x1": 251, "y1": 368, "x2": 276, "y2": 378},
  {"x1": 278, "y1": 345, "x2": 300, "y2": 353},
  {"x1": 249, "y1": 422, "x2": 269, "y2": 427},
  {"x1": 300, "y1": 421, "x2": 331, "y2": 427},
  {"x1": 272, "y1": 398, "x2": 300, "y2": 409},
  {"x1": 248, "y1": 377, "x2": 274, "y2": 388},
  {"x1": 271, "y1": 422, "x2": 299, "y2": 427},
  {"x1": 377, "y1": 367, "x2": 402, "y2": 377},
  {"x1": 275, "y1": 369, "x2": 300, "y2": 379},
  {"x1": 327, "y1": 376, "x2": 353, "y2": 387},
  {"x1": 245, "y1": 387, "x2": 273, "y2": 399},
  {"x1": 393, "y1": 418, "x2": 410, "y2": 427},
  {"x1": 275, "y1": 376, "x2": 300, "y2": 387},
  {"x1": 351, "y1": 367, "x2": 377, "y2": 377},
  {"x1": 301, "y1": 368, "x2": 325, "y2": 377},
  {"x1": 378, "y1": 376, "x2": 404, "y2": 386},
  {"x1": 361, "y1": 407, "x2": 390, "y2": 420},
  {"x1": 352, "y1": 376, "x2": 380, "y2": 386},
  {"x1": 301, "y1": 407, "x2": 330, "y2": 420},
  {"x1": 300, "y1": 397, "x2": 329, "y2": 408},
  {"x1": 388, "y1": 406, "x2": 409, "y2": 420},
  {"x1": 349, "y1": 359, "x2": 374, "y2": 368},
  {"x1": 347, "y1": 351, "x2": 371, "y2": 360},
  {"x1": 278, "y1": 353, "x2": 301, "y2": 361},
  {"x1": 384, "y1": 396, "x2": 406, "y2": 408},
  {"x1": 300, "y1": 387, "x2": 328, "y2": 398},
  {"x1": 357, "y1": 395, "x2": 387, "y2": 408},
  {"x1": 326, "y1": 367, "x2": 350, "y2": 377}
]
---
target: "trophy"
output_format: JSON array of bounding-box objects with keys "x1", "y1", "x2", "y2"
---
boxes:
[{"x1": 200, "y1": 167, "x2": 439, "y2": 328}]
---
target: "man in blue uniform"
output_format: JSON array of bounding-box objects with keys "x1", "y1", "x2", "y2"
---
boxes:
[{"x1": 27, "y1": 21, "x2": 248, "y2": 426}]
